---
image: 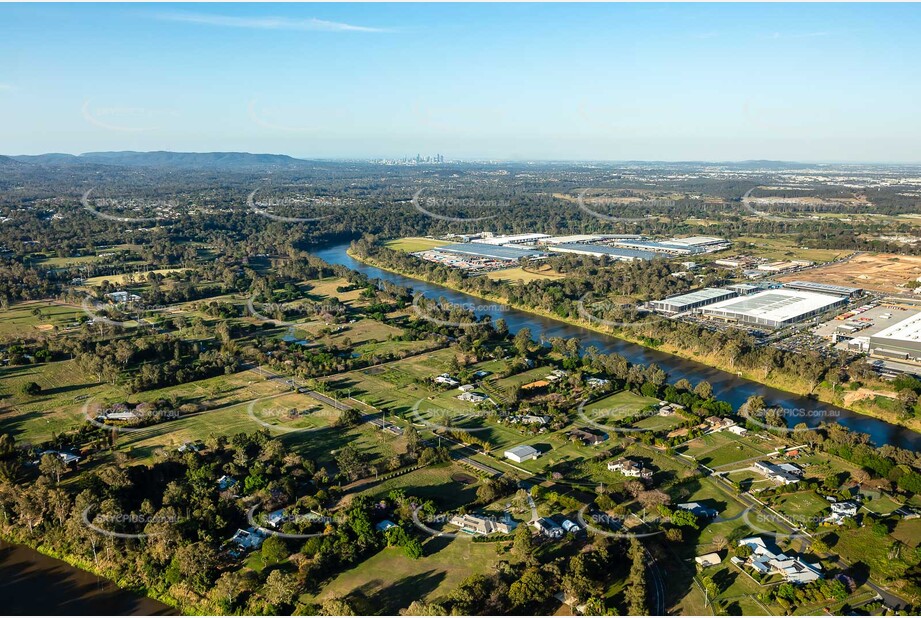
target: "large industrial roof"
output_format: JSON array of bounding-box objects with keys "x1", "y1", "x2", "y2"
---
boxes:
[
  {"x1": 435, "y1": 242, "x2": 545, "y2": 260},
  {"x1": 704, "y1": 289, "x2": 844, "y2": 322},
  {"x1": 550, "y1": 243, "x2": 658, "y2": 260},
  {"x1": 783, "y1": 281, "x2": 862, "y2": 295},
  {"x1": 476, "y1": 233, "x2": 550, "y2": 245},
  {"x1": 873, "y1": 312, "x2": 921, "y2": 344},
  {"x1": 656, "y1": 288, "x2": 736, "y2": 308}
]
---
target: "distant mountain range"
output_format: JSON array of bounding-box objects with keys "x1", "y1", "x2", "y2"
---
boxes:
[{"x1": 8, "y1": 151, "x2": 308, "y2": 170}]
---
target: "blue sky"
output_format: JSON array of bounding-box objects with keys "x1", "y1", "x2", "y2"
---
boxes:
[{"x1": 1, "y1": 3, "x2": 919, "y2": 161}]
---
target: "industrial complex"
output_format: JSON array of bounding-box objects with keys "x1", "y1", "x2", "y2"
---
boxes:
[
  {"x1": 410, "y1": 233, "x2": 730, "y2": 272},
  {"x1": 868, "y1": 312, "x2": 921, "y2": 362},
  {"x1": 702, "y1": 289, "x2": 848, "y2": 329}
]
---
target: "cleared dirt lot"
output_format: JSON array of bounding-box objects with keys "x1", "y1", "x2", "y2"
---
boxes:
[{"x1": 777, "y1": 252, "x2": 921, "y2": 294}]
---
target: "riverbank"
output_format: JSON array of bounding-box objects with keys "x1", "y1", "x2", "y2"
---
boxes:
[
  {"x1": 349, "y1": 249, "x2": 921, "y2": 434},
  {"x1": 0, "y1": 538, "x2": 177, "y2": 615}
]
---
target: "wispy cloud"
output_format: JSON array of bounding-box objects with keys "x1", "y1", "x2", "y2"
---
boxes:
[
  {"x1": 762, "y1": 31, "x2": 831, "y2": 40},
  {"x1": 0, "y1": 83, "x2": 17, "y2": 92},
  {"x1": 152, "y1": 11, "x2": 388, "y2": 33}
]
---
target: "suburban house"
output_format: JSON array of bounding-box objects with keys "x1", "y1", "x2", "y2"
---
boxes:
[
  {"x1": 568, "y1": 427, "x2": 608, "y2": 446},
  {"x1": 677, "y1": 502, "x2": 719, "y2": 519},
  {"x1": 738, "y1": 536, "x2": 822, "y2": 584},
  {"x1": 533, "y1": 517, "x2": 564, "y2": 539},
  {"x1": 706, "y1": 416, "x2": 737, "y2": 431},
  {"x1": 457, "y1": 391, "x2": 489, "y2": 403},
  {"x1": 607, "y1": 458, "x2": 653, "y2": 480},
  {"x1": 228, "y1": 528, "x2": 266, "y2": 552},
  {"x1": 434, "y1": 373, "x2": 460, "y2": 387},
  {"x1": 375, "y1": 519, "x2": 397, "y2": 532},
  {"x1": 38, "y1": 450, "x2": 81, "y2": 466},
  {"x1": 753, "y1": 461, "x2": 803, "y2": 485},
  {"x1": 546, "y1": 369, "x2": 569, "y2": 383},
  {"x1": 825, "y1": 500, "x2": 859, "y2": 525},
  {"x1": 217, "y1": 475, "x2": 238, "y2": 491},
  {"x1": 505, "y1": 445, "x2": 540, "y2": 463},
  {"x1": 458, "y1": 384, "x2": 475, "y2": 392},
  {"x1": 106, "y1": 291, "x2": 142, "y2": 304},
  {"x1": 726, "y1": 424, "x2": 748, "y2": 436},
  {"x1": 518, "y1": 414, "x2": 551, "y2": 425},
  {"x1": 265, "y1": 509, "x2": 288, "y2": 528},
  {"x1": 586, "y1": 377, "x2": 610, "y2": 389},
  {"x1": 449, "y1": 513, "x2": 515, "y2": 535},
  {"x1": 657, "y1": 402, "x2": 685, "y2": 416}
]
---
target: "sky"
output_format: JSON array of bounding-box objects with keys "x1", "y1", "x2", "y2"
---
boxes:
[{"x1": 1, "y1": 2, "x2": 920, "y2": 162}]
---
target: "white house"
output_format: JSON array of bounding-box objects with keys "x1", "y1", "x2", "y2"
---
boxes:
[
  {"x1": 533, "y1": 517, "x2": 564, "y2": 539},
  {"x1": 738, "y1": 536, "x2": 822, "y2": 584},
  {"x1": 825, "y1": 500, "x2": 859, "y2": 525},
  {"x1": 505, "y1": 445, "x2": 540, "y2": 463},
  {"x1": 434, "y1": 373, "x2": 460, "y2": 387},
  {"x1": 607, "y1": 458, "x2": 653, "y2": 480},
  {"x1": 449, "y1": 514, "x2": 515, "y2": 535},
  {"x1": 458, "y1": 392, "x2": 488, "y2": 403},
  {"x1": 586, "y1": 377, "x2": 610, "y2": 389}
]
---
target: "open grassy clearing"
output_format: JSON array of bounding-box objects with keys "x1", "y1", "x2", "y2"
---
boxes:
[
  {"x1": 0, "y1": 301, "x2": 85, "y2": 336},
  {"x1": 0, "y1": 360, "x2": 122, "y2": 443},
  {"x1": 485, "y1": 265, "x2": 565, "y2": 283},
  {"x1": 678, "y1": 432, "x2": 775, "y2": 469},
  {"x1": 734, "y1": 235, "x2": 848, "y2": 263},
  {"x1": 82, "y1": 268, "x2": 191, "y2": 287},
  {"x1": 385, "y1": 237, "x2": 447, "y2": 253},
  {"x1": 771, "y1": 490, "x2": 830, "y2": 522},
  {"x1": 358, "y1": 462, "x2": 479, "y2": 509},
  {"x1": 311, "y1": 537, "x2": 506, "y2": 614}
]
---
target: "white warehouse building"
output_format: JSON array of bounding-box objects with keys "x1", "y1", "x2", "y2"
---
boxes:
[{"x1": 702, "y1": 289, "x2": 846, "y2": 329}]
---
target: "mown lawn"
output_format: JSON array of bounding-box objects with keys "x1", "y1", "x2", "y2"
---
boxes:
[
  {"x1": 311, "y1": 536, "x2": 506, "y2": 614},
  {"x1": 385, "y1": 237, "x2": 447, "y2": 253}
]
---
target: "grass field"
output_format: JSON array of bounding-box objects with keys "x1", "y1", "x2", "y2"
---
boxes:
[
  {"x1": 312, "y1": 537, "x2": 506, "y2": 614},
  {"x1": 358, "y1": 463, "x2": 479, "y2": 509},
  {"x1": 678, "y1": 432, "x2": 774, "y2": 469},
  {"x1": 580, "y1": 390, "x2": 660, "y2": 429},
  {"x1": 82, "y1": 268, "x2": 191, "y2": 287},
  {"x1": 385, "y1": 237, "x2": 447, "y2": 253},
  {"x1": 485, "y1": 265, "x2": 565, "y2": 283},
  {"x1": 0, "y1": 301, "x2": 85, "y2": 336},
  {"x1": 734, "y1": 235, "x2": 848, "y2": 264}
]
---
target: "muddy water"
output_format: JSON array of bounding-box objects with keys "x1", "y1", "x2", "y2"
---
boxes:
[{"x1": 0, "y1": 541, "x2": 176, "y2": 615}]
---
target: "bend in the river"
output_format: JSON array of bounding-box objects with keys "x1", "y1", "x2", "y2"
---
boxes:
[{"x1": 315, "y1": 241, "x2": 921, "y2": 450}]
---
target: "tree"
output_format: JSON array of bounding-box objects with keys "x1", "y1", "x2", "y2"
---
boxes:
[
  {"x1": 263, "y1": 569, "x2": 298, "y2": 608},
  {"x1": 508, "y1": 567, "x2": 547, "y2": 607},
  {"x1": 211, "y1": 570, "x2": 255, "y2": 611},
  {"x1": 512, "y1": 521, "x2": 534, "y2": 562},
  {"x1": 39, "y1": 453, "x2": 66, "y2": 484},
  {"x1": 261, "y1": 535, "x2": 289, "y2": 565},
  {"x1": 321, "y1": 597, "x2": 355, "y2": 616},
  {"x1": 625, "y1": 538, "x2": 648, "y2": 615},
  {"x1": 171, "y1": 542, "x2": 217, "y2": 593},
  {"x1": 513, "y1": 328, "x2": 532, "y2": 356},
  {"x1": 694, "y1": 381, "x2": 713, "y2": 400},
  {"x1": 20, "y1": 381, "x2": 41, "y2": 396}
]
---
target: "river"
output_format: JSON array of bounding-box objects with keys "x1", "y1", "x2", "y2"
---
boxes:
[
  {"x1": 315, "y1": 241, "x2": 921, "y2": 450},
  {"x1": 0, "y1": 541, "x2": 175, "y2": 615}
]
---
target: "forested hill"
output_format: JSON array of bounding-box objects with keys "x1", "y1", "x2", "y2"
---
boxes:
[{"x1": 9, "y1": 151, "x2": 309, "y2": 170}]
